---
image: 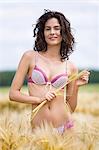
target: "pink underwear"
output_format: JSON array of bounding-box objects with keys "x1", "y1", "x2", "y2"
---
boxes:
[{"x1": 56, "y1": 120, "x2": 74, "y2": 133}]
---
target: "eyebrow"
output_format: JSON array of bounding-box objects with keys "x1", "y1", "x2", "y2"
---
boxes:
[{"x1": 45, "y1": 25, "x2": 61, "y2": 28}]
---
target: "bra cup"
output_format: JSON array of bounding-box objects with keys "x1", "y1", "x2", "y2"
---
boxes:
[
  {"x1": 52, "y1": 76, "x2": 68, "y2": 89},
  {"x1": 31, "y1": 70, "x2": 46, "y2": 84},
  {"x1": 28, "y1": 66, "x2": 68, "y2": 88}
]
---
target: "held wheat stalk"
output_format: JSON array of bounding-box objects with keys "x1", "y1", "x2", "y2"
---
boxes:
[{"x1": 31, "y1": 70, "x2": 86, "y2": 119}]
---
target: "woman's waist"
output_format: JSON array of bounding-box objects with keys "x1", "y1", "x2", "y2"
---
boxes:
[
  {"x1": 31, "y1": 98, "x2": 69, "y2": 124},
  {"x1": 32, "y1": 95, "x2": 65, "y2": 111}
]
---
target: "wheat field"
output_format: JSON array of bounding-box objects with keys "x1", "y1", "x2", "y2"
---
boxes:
[{"x1": 0, "y1": 84, "x2": 99, "y2": 150}]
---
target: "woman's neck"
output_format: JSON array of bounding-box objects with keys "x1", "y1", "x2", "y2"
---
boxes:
[{"x1": 46, "y1": 44, "x2": 61, "y2": 58}]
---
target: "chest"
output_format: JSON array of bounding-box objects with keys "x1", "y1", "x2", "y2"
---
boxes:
[
  {"x1": 36, "y1": 60, "x2": 67, "y2": 79},
  {"x1": 28, "y1": 59, "x2": 72, "y2": 89}
]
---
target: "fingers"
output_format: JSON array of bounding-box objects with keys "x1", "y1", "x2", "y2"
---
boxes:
[
  {"x1": 82, "y1": 77, "x2": 89, "y2": 83},
  {"x1": 45, "y1": 91, "x2": 56, "y2": 101},
  {"x1": 80, "y1": 70, "x2": 90, "y2": 83},
  {"x1": 77, "y1": 70, "x2": 90, "y2": 86},
  {"x1": 82, "y1": 70, "x2": 90, "y2": 76}
]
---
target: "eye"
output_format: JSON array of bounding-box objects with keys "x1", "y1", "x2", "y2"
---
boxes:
[
  {"x1": 45, "y1": 28, "x2": 50, "y2": 31},
  {"x1": 46, "y1": 28, "x2": 50, "y2": 30},
  {"x1": 55, "y1": 27, "x2": 61, "y2": 30}
]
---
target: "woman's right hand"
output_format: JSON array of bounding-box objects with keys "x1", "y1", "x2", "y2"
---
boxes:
[{"x1": 44, "y1": 90, "x2": 56, "y2": 101}]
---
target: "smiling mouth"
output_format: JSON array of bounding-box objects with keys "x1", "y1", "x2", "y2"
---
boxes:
[{"x1": 49, "y1": 37, "x2": 57, "y2": 40}]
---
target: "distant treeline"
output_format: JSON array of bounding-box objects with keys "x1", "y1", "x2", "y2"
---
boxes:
[
  {"x1": 0, "y1": 71, "x2": 27, "y2": 87},
  {"x1": 0, "y1": 70, "x2": 99, "y2": 86}
]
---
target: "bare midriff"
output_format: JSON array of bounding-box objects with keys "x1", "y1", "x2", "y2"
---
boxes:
[{"x1": 28, "y1": 83, "x2": 70, "y2": 128}]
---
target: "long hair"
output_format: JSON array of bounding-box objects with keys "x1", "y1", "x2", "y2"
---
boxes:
[{"x1": 33, "y1": 10, "x2": 75, "y2": 61}]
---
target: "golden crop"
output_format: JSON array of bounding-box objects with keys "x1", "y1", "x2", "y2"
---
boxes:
[{"x1": 0, "y1": 88, "x2": 99, "y2": 150}]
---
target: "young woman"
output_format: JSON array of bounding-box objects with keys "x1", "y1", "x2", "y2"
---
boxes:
[{"x1": 9, "y1": 10, "x2": 90, "y2": 132}]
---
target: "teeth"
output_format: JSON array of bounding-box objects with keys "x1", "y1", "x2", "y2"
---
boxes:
[{"x1": 50, "y1": 37, "x2": 57, "y2": 39}]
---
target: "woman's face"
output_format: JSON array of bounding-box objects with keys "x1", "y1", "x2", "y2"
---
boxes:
[{"x1": 44, "y1": 18, "x2": 62, "y2": 46}]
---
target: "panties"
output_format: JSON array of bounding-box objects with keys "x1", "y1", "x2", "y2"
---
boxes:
[{"x1": 56, "y1": 120, "x2": 74, "y2": 134}]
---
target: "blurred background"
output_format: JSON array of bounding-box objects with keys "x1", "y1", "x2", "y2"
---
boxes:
[
  {"x1": 0, "y1": 0, "x2": 99, "y2": 149},
  {"x1": 0, "y1": 0, "x2": 99, "y2": 86}
]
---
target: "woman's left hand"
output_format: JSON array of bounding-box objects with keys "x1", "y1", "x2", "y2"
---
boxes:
[{"x1": 76, "y1": 70, "x2": 90, "y2": 86}]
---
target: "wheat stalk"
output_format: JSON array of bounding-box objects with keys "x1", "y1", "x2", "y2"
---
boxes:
[{"x1": 31, "y1": 70, "x2": 86, "y2": 120}]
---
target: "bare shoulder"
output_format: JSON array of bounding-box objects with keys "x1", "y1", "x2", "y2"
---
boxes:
[
  {"x1": 22, "y1": 50, "x2": 35, "y2": 59},
  {"x1": 21, "y1": 50, "x2": 36, "y2": 64},
  {"x1": 16, "y1": 50, "x2": 36, "y2": 71},
  {"x1": 67, "y1": 60, "x2": 78, "y2": 75}
]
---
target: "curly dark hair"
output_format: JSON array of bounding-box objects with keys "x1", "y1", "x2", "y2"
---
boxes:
[{"x1": 33, "y1": 10, "x2": 75, "y2": 60}]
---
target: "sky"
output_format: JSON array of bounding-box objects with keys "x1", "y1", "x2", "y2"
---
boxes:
[{"x1": 0, "y1": 0, "x2": 99, "y2": 71}]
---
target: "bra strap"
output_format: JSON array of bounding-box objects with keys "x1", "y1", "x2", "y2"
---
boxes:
[{"x1": 35, "y1": 51, "x2": 38, "y2": 66}]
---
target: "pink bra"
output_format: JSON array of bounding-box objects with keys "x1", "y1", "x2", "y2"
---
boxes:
[{"x1": 28, "y1": 52, "x2": 68, "y2": 89}]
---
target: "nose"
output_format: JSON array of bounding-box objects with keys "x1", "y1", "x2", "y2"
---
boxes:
[{"x1": 50, "y1": 28, "x2": 55, "y2": 35}]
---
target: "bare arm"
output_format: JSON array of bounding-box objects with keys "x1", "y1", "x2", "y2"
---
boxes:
[
  {"x1": 66, "y1": 62, "x2": 78, "y2": 112},
  {"x1": 9, "y1": 51, "x2": 41, "y2": 104},
  {"x1": 66, "y1": 80, "x2": 78, "y2": 112}
]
